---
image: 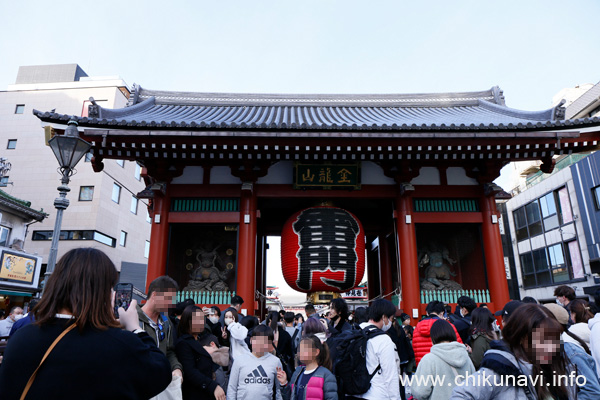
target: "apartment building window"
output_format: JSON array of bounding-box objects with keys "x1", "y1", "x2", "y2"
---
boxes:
[
  {"x1": 15, "y1": 104, "x2": 25, "y2": 114},
  {"x1": 144, "y1": 240, "x2": 150, "y2": 258},
  {"x1": 593, "y1": 186, "x2": 600, "y2": 210},
  {"x1": 513, "y1": 188, "x2": 571, "y2": 241},
  {"x1": 520, "y1": 241, "x2": 582, "y2": 288},
  {"x1": 130, "y1": 196, "x2": 138, "y2": 214},
  {"x1": 0, "y1": 226, "x2": 10, "y2": 247},
  {"x1": 539, "y1": 192, "x2": 559, "y2": 231},
  {"x1": 84, "y1": 152, "x2": 93, "y2": 162},
  {"x1": 79, "y1": 186, "x2": 94, "y2": 201},
  {"x1": 134, "y1": 163, "x2": 142, "y2": 181},
  {"x1": 116, "y1": 160, "x2": 125, "y2": 167},
  {"x1": 119, "y1": 231, "x2": 127, "y2": 247},
  {"x1": 32, "y1": 229, "x2": 116, "y2": 247},
  {"x1": 7, "y1": 140, "x2": 17, "y2": 150},
  {"x1": 0, "y1": 176, "x2": 8, "y2": 187},
  {"x1": 146, "y1": 209, "x2": 152, "y2": 224},
  {"x1": 112, "y1": 183, "x2": 121, "y2": 203}
]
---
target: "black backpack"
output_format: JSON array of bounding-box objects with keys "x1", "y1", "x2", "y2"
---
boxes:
[{"x1": 331, "y1": 325, "x2": 386, "y2": 396}]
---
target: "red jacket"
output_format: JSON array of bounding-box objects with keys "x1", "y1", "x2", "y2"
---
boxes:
[{"x1": 413, "y1": 317, "x2": 463, "y2": 366}]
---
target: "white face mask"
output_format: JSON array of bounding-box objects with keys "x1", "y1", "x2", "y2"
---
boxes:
[
  {"x1": 14, "y1": 314, "x2": 24, "y2": 321},
  {"x1": 556, "y1": 298, "x2": 563, "y2": 306},
  {"x1": 224, "y1": 318, "x2": 234, "y2": 326},
  {"x1": 209, "y1": 316, "x2": 219, "y2": 324},
  {"x1": 382, "y1": 318, "x2": 392, "y2": 332}
]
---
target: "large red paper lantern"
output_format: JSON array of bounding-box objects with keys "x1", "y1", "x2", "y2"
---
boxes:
[{"x1": 281, "y1": 207, "x2": 365, "y2": 293}]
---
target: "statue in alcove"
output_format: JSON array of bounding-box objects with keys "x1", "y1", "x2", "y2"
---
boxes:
[
  {"x1": 418, "y1": 242, "x2": 463, "y2": 291},
  {"x1": 183, "y1": 242, "x2": 230, "y2": 292}
]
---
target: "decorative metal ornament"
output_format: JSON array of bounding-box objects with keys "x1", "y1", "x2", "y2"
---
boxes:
[
  {"x1": 185, "y1": 263, "x2": 194, "y2": 270},
  {"x1": 185, "y1": 249, "x2": 193, "y2": 256},
  {"x1": 281, "y1": 207, "x2": 365, "y2": 293}
]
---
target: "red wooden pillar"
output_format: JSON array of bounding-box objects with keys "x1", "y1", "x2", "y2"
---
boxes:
[
  {"x1": 237, "y1": 187, "x2": 257, "y2": 316},
  {"x1": 146, "y1": 190, "x2": 171, "y2": 291},
  {"x1": 379, "y1": 234, "x2": 394, "y2": 300},
  {"x1": 396, "y1": 194, "x2": 420, "y2": 323},
  {"x1": 480, "y1": 195, "x2": 510, "y2": 309}
]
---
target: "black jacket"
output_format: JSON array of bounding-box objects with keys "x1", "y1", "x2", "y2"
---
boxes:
[
  {"x1": 387, "y1": 324, "x2": 413, "y2": 364},
  {"x1": 328, "y1": 317, "x2": 352, "y2": 338},
  {"x1": 175, "y1": 334, "x2": 220, "y2": 400},
  {"x1": 0, "y1": 318, "x2": 171, "y2": 400},
  {"x1": 452, "y1": 314, "x2": 472, "y2": 344},
  {"x1": 275, "y1": 325, "x2": 294, "y2": 365},
  {"x1": 206, "y1": 318, "x2": 223, "y2": 339}
]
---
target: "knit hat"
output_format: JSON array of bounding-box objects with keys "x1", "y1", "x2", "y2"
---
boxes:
[{"x1": 543, "y1": 303, "x2": 569, "y2": 325}]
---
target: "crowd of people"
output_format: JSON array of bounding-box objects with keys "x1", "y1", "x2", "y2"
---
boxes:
[{"x1": 2, "y1": 248, "x2": 600, "y2": 400}]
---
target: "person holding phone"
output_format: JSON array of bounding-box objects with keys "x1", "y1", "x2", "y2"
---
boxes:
[{"x1": 0, "y1": 247, "x2": 172, "y2": 399}]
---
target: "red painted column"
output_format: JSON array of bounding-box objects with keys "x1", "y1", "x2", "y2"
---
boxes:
[
  {"x1": 379, "y1": 235, "x2": 394, "y2": 300},
  {"x1": 237, "y1": 188, "x2": 257, "y2": 316},
  {"x1": 146, "y1": 190, "x2": 171, "y2": 291},
  {"x1": 396, "y1": 194, "x2": 420, "y2": 323},
  {"x1": 480, "y1": 195, "x2": 510, "y2": 309}
]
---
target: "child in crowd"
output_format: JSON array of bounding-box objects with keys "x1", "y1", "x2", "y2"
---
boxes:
[
  {"x1": 277, "y1": 334, "x2": 338, "y2": 400},
  {"x1": 412, "y1": 319, "x2": 474, "y2": 400},
  {"x1": 227, "y1": 325, "x2": 283, "y2": 400}
]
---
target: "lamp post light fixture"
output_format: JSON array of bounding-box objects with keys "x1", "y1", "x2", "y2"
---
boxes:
[{"x1": 44, "y1": 120, "x2": 91, "y2": 290}]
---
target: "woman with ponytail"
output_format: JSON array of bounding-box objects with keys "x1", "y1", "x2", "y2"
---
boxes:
[
  {"x1": 567, "y1": 299, "x2": 594, "y2": 348},
  {"x1": 277, "y1": 334, "x2": 338, "y2": 400}
]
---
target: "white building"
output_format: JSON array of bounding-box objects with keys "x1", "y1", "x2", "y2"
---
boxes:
[
  {"x1": 503, "y1": 81, "x2": 600, "y2": 302},
  {"x1": 0, "y1": 64, "x2": 151, "y2": 288}
]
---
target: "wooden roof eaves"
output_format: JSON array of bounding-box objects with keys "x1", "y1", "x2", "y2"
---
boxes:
[{"x1": 82, "y1": 128, "x2": 583, "y2": 140}]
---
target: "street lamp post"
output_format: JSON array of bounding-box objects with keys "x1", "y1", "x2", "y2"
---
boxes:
[{"x1": 43, "y1": 120, "x2": 91, "y2": 290}]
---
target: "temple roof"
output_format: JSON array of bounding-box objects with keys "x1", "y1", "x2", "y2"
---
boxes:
[
  {"x1": 0, "y1": 189, "x2": 47, "y2": 222},
  {"x1": 33, "y1": 85, "x2": 600, "y2": 132}
]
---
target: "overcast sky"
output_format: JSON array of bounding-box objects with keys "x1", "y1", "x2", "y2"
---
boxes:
[{"x1": 2, "y1": 0, "x2": 598, "y2": 304}]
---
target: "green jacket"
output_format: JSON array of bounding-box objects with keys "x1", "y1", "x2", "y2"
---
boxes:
[
  {"x1": 137, "y1": 305, "x2": 182, "y2": 372},
  {"x1": 469, "y1": 333, "x2": 492, "y2": 370}
]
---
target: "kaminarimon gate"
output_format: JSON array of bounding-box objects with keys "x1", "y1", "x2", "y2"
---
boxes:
[{"x1": 35, "y1": 86, "x2": 600, "y2": 323}]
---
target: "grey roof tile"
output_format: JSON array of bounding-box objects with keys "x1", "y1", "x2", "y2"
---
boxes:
[{"x1": 32, "y1": 86, "x2": 600, "y2": 133}]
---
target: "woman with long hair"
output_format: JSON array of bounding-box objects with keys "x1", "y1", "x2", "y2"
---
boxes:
[
  {"x1": 277, "y1": 334, "x2": 338, "y2": 400},
  {"x1": 0, "y1": 247, "x2": 171, "y2": 399},
  {"x1": 567, "y1": 299, "x2": 594, "y2": 348},
  {"x1": 468, "y1": 307, "x2": 498, "y2": 369},
  {"x1": 176, "y1": 305, "x2": 226, "y2": 400},
  {"x1": 328, "y1": 298, "x2": 351, "y2": 337},
  {"x1": 451, "y1": 303, "x2": 576, "y2": 400}
]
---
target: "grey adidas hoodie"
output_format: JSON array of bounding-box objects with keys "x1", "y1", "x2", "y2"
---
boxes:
[
  {"x1": 227, "y1": 351, "x2": 283, "y2": 400},
  {"x1": 412, "y1": 341, "x2": 475, "y2": 400}
]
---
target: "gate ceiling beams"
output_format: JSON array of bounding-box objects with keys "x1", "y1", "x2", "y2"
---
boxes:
[{"x1": 84, "y1": 133, "x2": 598, "y2": 167}]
